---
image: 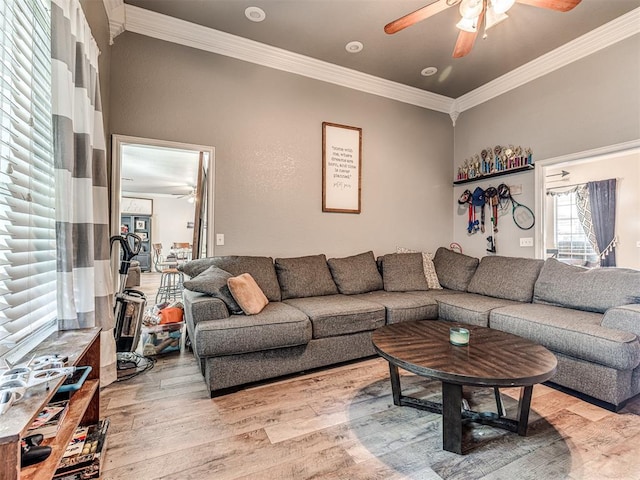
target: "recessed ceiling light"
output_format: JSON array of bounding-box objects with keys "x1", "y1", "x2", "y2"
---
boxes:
[
  {"x1": 421, "y1": 66, "x2": 438, "y2": 77},
  {"x1": 245, "y1": 6, "x2": 266, "y2": 22},
  {"x1": 345, "y1": 41, "x2": 364, "y2": 53}
]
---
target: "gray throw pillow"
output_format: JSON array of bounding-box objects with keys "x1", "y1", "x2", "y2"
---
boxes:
[
  {"x1": 432, "y1": 247, "x2": 479, "y2": 291},
  {"x1": 382, "y1": 253, "x2": 429, "y2": 292},
  {"x1": 327, "y1": 251, "x2": 383, "y2": 295},
  {"x1": 183, "y1": 266, "x2": 243, "y2": 314},
  {"x1": 275, "y1": 254, "x2": 339, "y2": 300}
]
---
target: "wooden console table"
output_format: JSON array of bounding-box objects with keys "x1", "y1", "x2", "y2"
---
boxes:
[{"x1": 0, "y1": 328, "x2": 101, "y2": 480}]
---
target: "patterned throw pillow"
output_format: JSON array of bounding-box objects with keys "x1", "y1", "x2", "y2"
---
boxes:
[{"x1": 396, "y1": 247, "x2": 442, "y2": 289}]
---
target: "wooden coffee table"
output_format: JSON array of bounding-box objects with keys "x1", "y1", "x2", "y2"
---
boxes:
[{"x1": 371, "y1": 320, "x2": 557, "y2": 454}]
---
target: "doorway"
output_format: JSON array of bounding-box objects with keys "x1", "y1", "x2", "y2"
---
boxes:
[
  {"x1": 534, "y1": 141, "x2": 640, "y2": 269},
  {"x1": 111, "y1": 135, "x2": 215, "y2": 284}
]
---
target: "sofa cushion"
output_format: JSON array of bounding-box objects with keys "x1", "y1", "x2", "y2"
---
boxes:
[
  {"x1": 396, "y1": 247, "x2": 442, "y2": 289},
  {"x1": 432, "y1": 247, "x2": 479, "y2": 292},
  {"x1": 490, "y1": 303, "x2": 640, "y2": 371},
  {"x1": 327, "y1": 251, "x2": 383, "y2": 295},
  {"x1": 354, "y1": 290, "x2": 438, "y2": 324},
  {"x1": 194, "y1": 302, "x2": 311, "y2": 357},
  {"x1": 381, "y1": 253, "x2": 429, "y2": 292},
  {"x1": 183, "y1": 266, "x2": 243, "y2": 315},
  {"x1": 533, "y1": 258, "x2": 640, "y2": 313},
  {"x1": 284, "y1": 295, "x2": 385, "y2": 339},
  {"x1": 437, "y1": 292, "x2": 520, "y2": 327},
  {"x1": 179, "y1": 256, "x2": 281, "y2": 302},
  {"x1": 228, "y1": 273, "x2": 269, "y2": 315},
  {"x1": 467, "y1": 255, "x2": 544, "y2": 303},
  {"x1": 275, "y1": 254, "x2": 339, "y2": 300}
]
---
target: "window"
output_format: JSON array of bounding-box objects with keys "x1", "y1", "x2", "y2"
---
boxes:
[
  {"x1": 0, "y1": 0, "x2": 57, "y2": 364},
  {"x1": 553, "y1": 192, "x2": 598, "y2": 266}
]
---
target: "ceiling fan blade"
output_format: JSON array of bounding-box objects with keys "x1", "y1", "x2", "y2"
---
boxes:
[
  {"x1": 516, "y1": 0, "x2": 582, "y2": 12},
  {"x1": 384, "y1": 1, "x2": 454, "y2": 34},
  {"x1": 452, "y1": 6, "x2": 484, "y2": 58}
]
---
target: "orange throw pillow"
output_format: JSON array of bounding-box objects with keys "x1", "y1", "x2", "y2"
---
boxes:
[{"x1": 227, "y1": 273, "x2": 269, "y2": 315}]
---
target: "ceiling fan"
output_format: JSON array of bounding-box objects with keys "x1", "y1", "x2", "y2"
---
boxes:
[{"x1": 384, "y1": 0, "x2": 582, "y2": 58}]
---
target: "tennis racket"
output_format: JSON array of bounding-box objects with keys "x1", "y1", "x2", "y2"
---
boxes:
[
  {"x1": 510, "y1": 196, "x2": 535, "y2": 230},
  {"x1": 497, "y1": 183, "x2": 535, "y2": 230}
]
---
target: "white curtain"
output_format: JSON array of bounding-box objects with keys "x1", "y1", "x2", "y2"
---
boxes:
[{"x1": 51, "y1": 0, "x2": 116, "y2": 385}]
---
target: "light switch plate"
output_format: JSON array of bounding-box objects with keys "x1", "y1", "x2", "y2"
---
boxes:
[
  {"x1": 520, "y1": 237, "x2": 534, "y2": 247},
  {"x1": 216, "y1": 233, "x2": 224, "y2": 246}
]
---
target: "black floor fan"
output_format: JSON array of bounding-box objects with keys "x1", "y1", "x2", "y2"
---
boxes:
[{"x1": 110, "y1": 233, "x2": 147, "y2": 378}]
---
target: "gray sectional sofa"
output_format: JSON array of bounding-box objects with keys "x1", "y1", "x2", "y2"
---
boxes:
[{"x1": 179, "y1": 248, "x2": 640, "y2": 410}]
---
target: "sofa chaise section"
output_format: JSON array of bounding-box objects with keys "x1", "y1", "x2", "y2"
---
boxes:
[
  {"x1": 181, "y1": 251, "x2": 443, "y2": 396},
  {"x1": 490, "y1": 258, "x2": 640, "y2": 409}
]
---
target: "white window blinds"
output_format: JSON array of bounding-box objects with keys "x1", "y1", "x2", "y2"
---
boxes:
[{"x1": 0, "y1": 0, "x2": 56, "y2": 364}]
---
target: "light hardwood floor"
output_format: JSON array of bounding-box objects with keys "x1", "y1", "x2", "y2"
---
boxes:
[{"x1": 101, "y1": 274, "x2": 640, "y2": 479}]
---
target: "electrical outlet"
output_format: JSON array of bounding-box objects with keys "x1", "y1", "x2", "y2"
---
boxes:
[
  {"x1": 520, "y1": 237, "x2": 534, "y2": 247},
  {"x1": 509, "y1": 184, "x2": 523, "y2": 195},
  {"x1": 216, "y1": 233, "x2": 225, "y2": 246}
]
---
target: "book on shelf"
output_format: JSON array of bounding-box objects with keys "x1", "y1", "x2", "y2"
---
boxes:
[
  {"x1": 27, "y1": 399, "x2": 69, "y2": 439},
  {"x1": 54, "y1": 418, "x2": 110, "y2": 479}
]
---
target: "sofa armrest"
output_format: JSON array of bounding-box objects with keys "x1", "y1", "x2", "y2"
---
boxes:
[
  {"x1": 601, "y1": 304, "x2": 640, "y2": 338},
  {"x1": 183, "y1": 290, "x2": 230, "y2": 326}
]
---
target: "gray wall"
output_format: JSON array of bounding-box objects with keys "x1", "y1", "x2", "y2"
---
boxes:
[
  {"x1": 108, "y1": 33, "x2": 453, "y2": 259},
  {"x1": 453, "y1": 34, "x2": 640, "y2": 259}
]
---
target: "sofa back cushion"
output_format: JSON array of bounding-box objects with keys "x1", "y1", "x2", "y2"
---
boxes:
[
  {"x1": 467, "y1": 255, "x2": 544, "y2": 302},
  {"x1": 381, "y1": 253, "x2": 429, "y2": 292},
  {"x1": 178, "y1": 256, "x2": 281, "y2": 302},
  {"x1": 327, "y1": 251, "x2": 383, "y2": 295},
  {"x1": 432, "y1": 247, "x2": 479, "y2": 292},
  {"x1": 533, "y1": 258, "x2": 640, "y2": 313},
  {"x1": 275, "y1": 254, "x2": 339, "y2": 300}
]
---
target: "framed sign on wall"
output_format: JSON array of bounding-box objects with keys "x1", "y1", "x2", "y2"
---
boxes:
[
  {"x1": 322, "y1": 122, "x2": 362, "y2": 214},
  {"x1": 121, "y1": 197, "x2": 153, "y2": 215}
]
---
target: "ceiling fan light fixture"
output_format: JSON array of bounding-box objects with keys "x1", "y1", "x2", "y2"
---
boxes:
[
  {"x1": 490, "y1": 0, "x2": 516, "y2": 15},
  {"x1": 456, "y1": 17, "x2": 477, "y2": 32},
  {"x1": 485, "y1": 7, "x2": 509, "y2": 30},
  {"x1": 459, "y1": 0, "x2": 483, "y2": 19}
]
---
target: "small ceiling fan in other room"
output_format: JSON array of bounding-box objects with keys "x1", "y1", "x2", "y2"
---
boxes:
[{"x1": 384, "y1": 0, "x2": 582, "y2": 58}]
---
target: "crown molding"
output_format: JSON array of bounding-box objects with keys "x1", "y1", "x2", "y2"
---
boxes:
[
  {"x1": 102, "y1": 0, "x2": 125, "y2": 45},
  {"x1": 123, "y1": 5, "x2": 454, "y2": 114},
  {"x1": 109, "y1": 4, "x2": 639, "y2": 122},
  {"x1": 456, "y1": 7, "x2": 640, "y2": 112}
]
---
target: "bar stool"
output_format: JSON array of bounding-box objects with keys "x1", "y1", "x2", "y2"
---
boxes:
[{"x1": 155, "y1": 268, "x2": 184, "y2": 304}]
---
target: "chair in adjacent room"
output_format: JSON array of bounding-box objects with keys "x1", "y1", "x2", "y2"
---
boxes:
[{"x1": 152, "y1": 243, "x2": 178, "y2": 273}]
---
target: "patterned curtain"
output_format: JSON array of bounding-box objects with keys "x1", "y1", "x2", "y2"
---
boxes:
[
  {"x1": 574, "y1": 185, "x2": 600, "y2": 257},
  {"x1": 588, "y1": 179, "x2": 618, "y2": 267},
  {"x1": 51, "y1": 0, "x2": 117, "y2": 385}
]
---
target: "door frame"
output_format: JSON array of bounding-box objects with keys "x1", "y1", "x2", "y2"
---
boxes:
[{"x1": 111, "y1": 134, "x2": 215, "y2": 277}]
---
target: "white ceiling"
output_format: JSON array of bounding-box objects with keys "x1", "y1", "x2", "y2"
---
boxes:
[{"x1": 120, "y1": 144, "x2": 201, "y2": 196}]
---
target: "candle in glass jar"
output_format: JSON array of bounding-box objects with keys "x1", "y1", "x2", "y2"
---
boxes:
[{"x1": 450, "y1": 327, "x2": 470, "y2": 346}]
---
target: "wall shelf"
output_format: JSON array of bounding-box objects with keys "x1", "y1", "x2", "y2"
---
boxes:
[{"x1": 453, "y1": 164, "x2": 535, "y2": 186}]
